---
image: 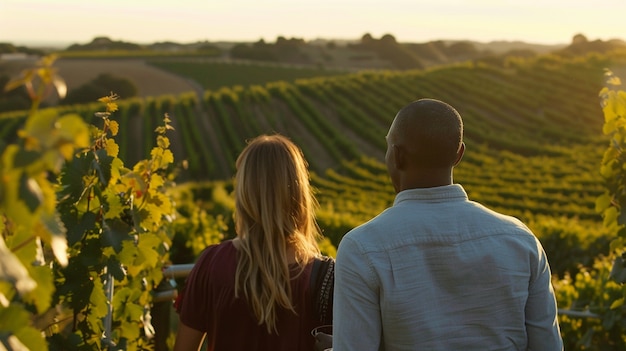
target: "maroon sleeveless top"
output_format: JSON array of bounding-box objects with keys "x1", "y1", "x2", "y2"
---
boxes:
[{"x1": 176, "y1": 240, "x2": 322, "y2": 351}]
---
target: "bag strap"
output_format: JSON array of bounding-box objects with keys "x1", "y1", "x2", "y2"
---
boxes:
[{"x1": 309, "y1": 256, "x2": 335, "y2": 324}]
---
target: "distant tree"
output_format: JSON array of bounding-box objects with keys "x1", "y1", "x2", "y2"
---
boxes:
[
  {"x1": 0, "y1": 43, "x2": 18, "y2": 54},
  {"x1": 380, "y1": 34, "x2": 397, "y2": 44},
  {"x1": 572, "y1": 33, "x2": 589, "y2": 45},
  {"x1": 361, "y1": 33, "x2": 375, "y2": 46},
  {"x1": 61, "y1": 73, "x2": 137, "y2": 105},
  {"x1": 230, "y1": 43, "x2": 278, "y2": 61},
  {"x1": 0, "y1": 43, "x2": 43, "y2": 55},
  {"x1": 274, "y1": 36, "x2": 307, "y2": 62},
  {"x1": 559, "y1": 35, "x2": 626, "y2": 57},
  {"x1": 66, "y1": 36, "x2": 143, "y2": 51},
  {"x1": 0, "y1": 74, "x2": 31, "y2": 112}
]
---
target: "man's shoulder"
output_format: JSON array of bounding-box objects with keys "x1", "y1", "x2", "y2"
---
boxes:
[{"x1": 339, "y1": 209, "x2": 394, "y2": 251}]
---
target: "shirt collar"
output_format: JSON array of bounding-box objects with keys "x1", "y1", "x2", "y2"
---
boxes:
[{"x1": 393, "y1": 184, "x2": 468, "y2": 206}]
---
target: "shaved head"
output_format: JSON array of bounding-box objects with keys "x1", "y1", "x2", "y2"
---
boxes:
[{"x1": 388, "y1": 98, "x2": 463, "y2": 168}]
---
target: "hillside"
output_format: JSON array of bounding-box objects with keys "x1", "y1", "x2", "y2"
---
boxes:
[
  {"x1": 2, "y1": 51, "x2": 626, "y2": 249},
  {"x1": 2, "y1": 55, "x2": 622, "y2": 211}
]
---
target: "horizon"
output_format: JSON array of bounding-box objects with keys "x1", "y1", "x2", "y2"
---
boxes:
[
  {"x1": 7, "y1": 35, "x2": 576, "y2": 50},
  {"x1": 1, "y1": 0, "x2": 625, "y2": 48}
]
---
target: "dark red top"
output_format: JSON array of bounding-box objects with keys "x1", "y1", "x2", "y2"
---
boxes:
[{"x1": 176, "y1": 240, "x2": 322, "y2": 351}]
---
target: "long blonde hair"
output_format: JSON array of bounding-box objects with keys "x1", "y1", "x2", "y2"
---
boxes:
[{"x1": 233, "y1": 134, "x2": 321, "y2": 333}]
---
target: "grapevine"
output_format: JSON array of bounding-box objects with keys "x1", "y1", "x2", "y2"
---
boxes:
[{"x1": 1, "y1": 55, "x2": 178, "y2": 350}]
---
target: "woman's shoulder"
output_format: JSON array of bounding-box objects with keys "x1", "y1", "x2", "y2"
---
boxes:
[{"x1": 196, "y1": 240, "x2": 237, "y2": 265}]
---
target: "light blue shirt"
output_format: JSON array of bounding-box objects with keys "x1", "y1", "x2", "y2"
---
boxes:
[{"x1": 333, "y1": 184, "x2": 563, "y2": 351}]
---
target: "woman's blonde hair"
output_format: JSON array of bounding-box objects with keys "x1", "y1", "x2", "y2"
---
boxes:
[{"x1": 233, "y1": 134, "x2": 321, "y2": 333}]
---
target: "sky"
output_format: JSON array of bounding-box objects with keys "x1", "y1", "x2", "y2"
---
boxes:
[{"x1": 1, "y1": 0, "x2": 625, "y2": 47}]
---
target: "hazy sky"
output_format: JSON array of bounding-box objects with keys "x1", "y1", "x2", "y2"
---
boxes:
[{"x1": 1, "y1": 0, "x2": 624, "y2": 46}]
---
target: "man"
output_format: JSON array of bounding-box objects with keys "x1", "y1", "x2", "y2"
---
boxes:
[{"x1": 333, "y1": 98, "x2": 563, "y2": 350}]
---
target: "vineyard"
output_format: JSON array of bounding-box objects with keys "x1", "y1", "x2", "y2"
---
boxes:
[{"x1": 2, "y1": 52, "x2": 626, "y2": 349}]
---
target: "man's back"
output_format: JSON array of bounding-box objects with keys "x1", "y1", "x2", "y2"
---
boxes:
[{"x1": 333, "y1": 185, "x2": 563, "y2": 351}]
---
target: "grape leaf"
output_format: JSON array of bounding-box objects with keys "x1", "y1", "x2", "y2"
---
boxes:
[
  {"x1": 101, "y1": 218, "x2": 132, "y2": 253},
  {"x1": 12, "y1": 149, "x2": 40, "y2": 168},
  {"x1": 39, "y1": 211, "x2": 68, "y2": 266},
  {"x1": 93, "y1": 149, "x2": 115, "y2": 187},
  {"x1": 58, "y1": 152, "x2": 93, "y2": 203},
  {"x1": 0, "y1": 238, "x2": 36, "y2": 296},
  {"x1": 64, "y1": 211, "x2": 97, "y2": 247},
  {"x1": 18, "y1": 173, "x2": 42, "y2": 213}
]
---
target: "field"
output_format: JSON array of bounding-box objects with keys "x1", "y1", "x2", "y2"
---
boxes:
[
  {"x1": 2, "y1": 51, "x2": 626, "y2": 349},
  {"x1": 0, "y1": 57, "x2": 199, "y2": 98}
]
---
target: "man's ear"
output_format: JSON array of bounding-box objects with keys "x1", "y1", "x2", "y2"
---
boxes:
[
  {"x1": 393, "y1": 144, "x2": 405, "y2": 170},
  {"x1": 453, "y1": 142, "x2": 465, "y2": 166}
]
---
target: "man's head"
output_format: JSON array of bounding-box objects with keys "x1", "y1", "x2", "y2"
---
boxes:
[{"x1": 385, "y1": 98, "x2": 465, "y2": 192}]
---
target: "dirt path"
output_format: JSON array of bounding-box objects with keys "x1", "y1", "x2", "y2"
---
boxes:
[{"x1": 54, "y1": 58, "x2": 198, "y2": 98}]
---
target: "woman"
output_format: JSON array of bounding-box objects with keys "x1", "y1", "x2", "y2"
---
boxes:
[{"x1": 174, "y1": 134, "x2": 333, "y2": 351}]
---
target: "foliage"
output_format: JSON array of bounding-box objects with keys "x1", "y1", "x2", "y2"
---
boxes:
[
  {"x1": 351, "y1": 33, "x2": 423, "y2": 69},
  {"x1": 66, "y1": 37, "x2": 143, "y2": 52},
  {"x1": 0, "y1": 42, "x2": 44, "y2": 55},
  {"x1": 0, "y1": 55, "x2": 180, "y2": 350},
  {"x1": 62, "y1": 73, "x2": 138, "y2": 105},
  {"x1": 526, "y1": 215, "x2": 611, "y2": 279},
  {"x1": 0, "y1": 75, "x2": 32, "y2": 112},
  {"x1": 554, "y1": 255, "x2": 626, "y2": 350},
  {"x1": 594, "y1": 69, "x2": 626, "y2": 345},
  {"x1": 3, "y1": 54, "x2": 67, "y2": 114}
]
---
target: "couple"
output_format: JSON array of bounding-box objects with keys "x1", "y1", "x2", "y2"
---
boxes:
[{"x1": 174, "y1": 98, "x2": 564, "y2": 351}]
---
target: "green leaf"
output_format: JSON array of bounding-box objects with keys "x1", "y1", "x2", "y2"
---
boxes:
[
  {"x1": 618, "y1": 209, "x2": 626, "y2": 227},
  {"x1": 603, "y1": 206, "x2": 619, "y2": 228},
  {"x1": 136, "y1": 233, "x2": 161, "y2": 270},
  {"x1": 18, "y1": 173, "x2": 42, "y2": 213},
  {"x1": 58, "y1": 152, "x2": 94, "y2": 203},
  {"x1": 610, "y1": 255, "x2": 626, "y2": 283},
  {"x1": 12, "y1": 149, "x2": 41, "y2": 168},
  {"x1": 125, "y1": 302, "x2": 144, "y2": 322},
  {"x1": 0, "y1": 305, "x2": 47, "y2": 350},
  {"x1": 101, "y1": 218, "x2": 133, "y2": 253},
  {"x1": 55, "y1": 257, "x2": 92, "y2": 311},
  {"x1": 0, "y1": 304, "x2": 30, "y2": 329},
  {"x1": 105, "y1": 256, "x2": 127, "y2": 281},
  {"x1": 40, "y1": 211, "x2": 68, "y2": 267},
  {"x1": 0, "y1": 238, "x2": 36, "y2": 296},
  {"x1": 89, "y1": 277, "x2": 109, "y2": 320},
  {"x1": 0, "y1": 334, "x2": 29, "y2": 351},
  {"x1": 22, "y1": 265, "x2": 54, "y2": 314},
  {"x1": 13, "y1": 324, "x2": 48, "y2": 351},
  {"x1": 103, "y1": 187, "x2": 124, "y2": 220},
  {"x1": 65, "y1": 211, "x2": 97, "y2": 246},
  {"x1": 113, "y1": 287, "x2": 133, "y2": 320},
  {"x1": 609, "y1": 297, "x2": 624, "y2": 309},
  {"x1": 56, "y1": 113, "x2": 90, "y2": 149},
  {"x1": 93, "y1": 149, "x2": 115, "y2": 187},
  {"x1": 595, "y1": 193, "x2": 612, "y2": 213}
]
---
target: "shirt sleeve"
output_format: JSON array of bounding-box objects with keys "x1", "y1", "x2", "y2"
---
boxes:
[
  {"x1": 176, "y1": 246, "x2": 216, "y2": 332},
  {"x1": 525, "y1": 238, "x2": 564, "y2": 351},
  {"x1": 333, "y1": 234, "x2": 382, "y2": 351}
]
